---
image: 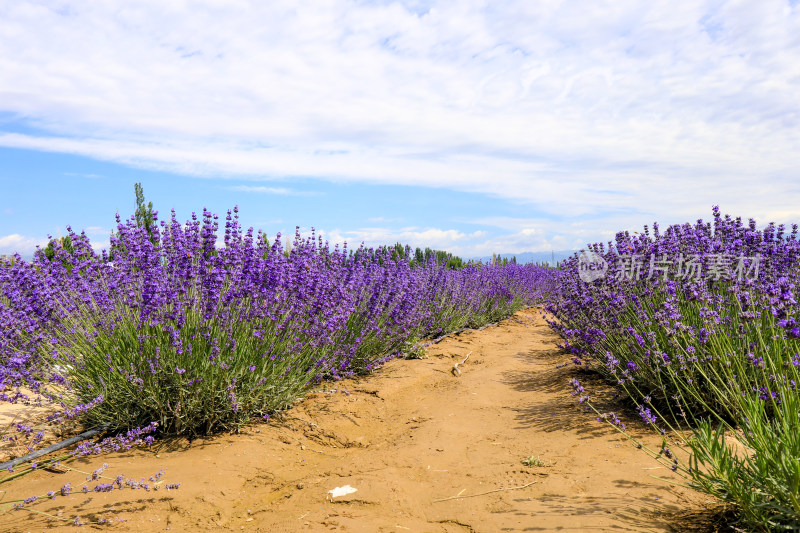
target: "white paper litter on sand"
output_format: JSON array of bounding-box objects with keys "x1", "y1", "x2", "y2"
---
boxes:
[{"x1": 327, "y1": 485, "x2": 357, "y2": 498}]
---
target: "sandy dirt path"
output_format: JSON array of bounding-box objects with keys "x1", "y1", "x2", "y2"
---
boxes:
[{"x1": 2, "y1": 310, "x2": 717, "y2": 532}]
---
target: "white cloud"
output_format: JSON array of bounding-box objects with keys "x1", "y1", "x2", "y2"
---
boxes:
[
  {"x1": 229, "y1": 185, "x2": 292, "y2": 195},
  {"x1": 82, "y1": 226, "x2": 112, "y2": 252},
  {"x1": 318, "y1": 226, "x2": 488, "y2": 254},
  {"x1": 0, "y1": 234, "x2": 48, "y2": 257},
  {"x1": 64, "y1": 172, "x2": 104, "y2": 179},
  {"x1": 309, "y1": 222, "x2": 594, "y2": 257},
  {"x1": 227, "y1": 185, "x2": 318, "y2": 196},
  {"x1": 1, "y1": 1, "x2": 800, "y2": 242},
  {"x1": 460, "y1": 216, "x2": 622, "y2": 255},
  {"x1": 0, "y1": 228, "x2": 113, "y2": 257},
  {"x1": 368, "y1": 216, "x2": 403, "y2": 223}
]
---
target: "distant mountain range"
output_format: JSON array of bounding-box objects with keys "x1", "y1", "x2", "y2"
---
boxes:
[{"x1": 470, "y1": 250, "x2": 578, "y2": 265}]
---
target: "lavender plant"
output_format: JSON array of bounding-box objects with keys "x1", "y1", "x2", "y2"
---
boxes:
[
  {"x1": 1, "y1": 206, "x2": 556, "y2": 441},
  {"x1": 549, "y1": 207, "x2": 800, "y2": 531},
  {"x1": 2, "y1": 461, "x2": 179, "y2": 526}
]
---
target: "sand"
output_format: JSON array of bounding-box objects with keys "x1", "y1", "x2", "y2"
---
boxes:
[{"x1": 0, "y1": 310, "x2": 724, "y2": 532}]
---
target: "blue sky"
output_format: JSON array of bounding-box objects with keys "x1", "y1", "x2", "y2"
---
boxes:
[{"x1": 2, "y1": 1, "x2": 800, "y2": 258}]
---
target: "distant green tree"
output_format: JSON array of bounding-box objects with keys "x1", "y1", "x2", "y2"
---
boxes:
[
  {"x1": 445, "y1": 256, "x2": 463, "y2": 270},
  {"x1": 488, "y1": 254, "x2": 515, "y2": 267},
  {"x1": 42, "y1": 233, "x2": 95, "y2": 273},
  {"x1": 108, "y1": 182, "x2": 158, "y2": 262},
  {"x1": 134, "y1": 182, "x2": 158, "y2": 246},
  {"x1": 400, "y1": 245, "x2": 464, "y2": 269},
  {"x1": 43, "y1": 235, "x2": 75, "y2": 262},
  {"x1": 392, "y1": 242, "x2": 410, "y2": 261}
]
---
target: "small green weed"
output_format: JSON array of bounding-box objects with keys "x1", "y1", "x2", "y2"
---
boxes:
[{"x1": 521, "y1": 455, "x2": 547, "y2": 467}]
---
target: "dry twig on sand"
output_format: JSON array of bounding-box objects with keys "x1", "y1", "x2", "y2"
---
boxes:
[
  {"x1": 451, "y1": 352, "x2": 472, "y2": 377},
  {"x1": 433, "y1": 481, "x2": 537, "y2": 502}
]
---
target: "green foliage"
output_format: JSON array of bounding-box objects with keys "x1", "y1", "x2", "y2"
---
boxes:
[
  {"x1": 43, "y1": 235, "x2": 75, "y2": 262},
  {"x1": 687, "y1": 401, "x2": 800, "y2": 532},
  {"x1": 42, "y1": 234, "x2": 96, "y2": 273},
  {"x1": 419, "y1": 284, "x2": 524, "y2": 339},
  {"x1": 406, "y1": 245, "x2": 465, "y2": 269},
  {"x1": 402, "y1": 340, "x2": 427, "y2": 359},
  {"x1": 570, "y1": 283, "x2": 800, "y2": 531},
  {"x1": 522, "y1": 455, "x2": 550, "y2": 467},
  {"x1": 43, "y1": 295, "x2": 321, "y2": 437},
  {"x1": 445, "y1": 256, "x2": 464, "y2": 270},
  {"x1": 352, "y1": 242, "x2": 467, "y2": 270},
  {"x1": 490, "y1": 253, "x2": 516, "y2": 266},
  {"x1": 134, "y1": 182, "x2": 158, "y2": 246},
  {"x1": 110, "y1": 183, "x2": 158, "y2": 261}
]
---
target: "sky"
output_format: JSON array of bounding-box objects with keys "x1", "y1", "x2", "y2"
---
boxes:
[{"x1": 1, "y1": 1, "x2": 800, "y2": 259}]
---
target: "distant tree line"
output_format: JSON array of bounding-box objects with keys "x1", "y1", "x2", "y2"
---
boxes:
[
  {"x1": 383, "y1": 242, "x2": 464, "y2": 269},
  {"x1": 387, "y1": 244, "x2": 516, "y2": 269}
]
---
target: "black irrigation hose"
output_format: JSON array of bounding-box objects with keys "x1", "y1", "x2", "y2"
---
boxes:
[{"x1": 0, "y1": 426, "x2": 108, "y2": 471}]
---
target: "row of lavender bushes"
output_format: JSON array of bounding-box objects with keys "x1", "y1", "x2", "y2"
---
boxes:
[
  {"x1": 0, "y1": 207, "x2": 558, "y2": 441},
  {"x1": 547, "y1": 207, "x2": 800, "y2": 532}
]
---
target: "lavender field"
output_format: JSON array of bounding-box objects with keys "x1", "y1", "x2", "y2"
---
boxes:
[{"x1": 2, "y1": 206, "x2": 800, "y2": 531}]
